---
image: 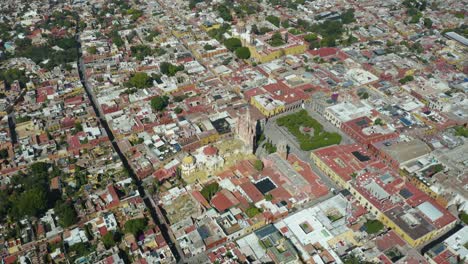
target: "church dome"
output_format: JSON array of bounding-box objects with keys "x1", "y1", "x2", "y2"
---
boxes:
[
  {"x1": 182, "y1": 155, "x2": 195, "y2": 165},
  {"x1": 203, "y1": 146, "x2": 218, "y2": 156}
]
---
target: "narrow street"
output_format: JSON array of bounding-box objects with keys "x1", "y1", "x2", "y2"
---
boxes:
[{"x1": 75, "y1": 34, "x2": 185, "y2": 263}]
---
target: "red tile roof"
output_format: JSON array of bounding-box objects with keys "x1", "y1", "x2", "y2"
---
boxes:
[
  {"x1": 375, "y1": 230, "x2": 406, "y2": 251},
  {"x1": 211, "y1": 189, "x2": 239, "y2": 212},
  {"x1": 313, "y1": 144, "x2": 377, "y2": 182},
  {"x1": 191, "y1": 190, "x2": 211, "y2": 209},
  {"x1": 203, "y1": 146, "x2": 218, "y2": 156},
  {"x1": 239, "y1": 182, "x2": 264, "y2": 203}
]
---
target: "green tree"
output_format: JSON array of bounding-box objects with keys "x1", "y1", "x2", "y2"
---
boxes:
[
  {"x1": 259, "y1": 27, "x2": 272, "y2": 35},
  {"x1": 151, "y1": 96, "x2": 169, "y2": 111},
  {"x1": 74, "y1": 122, "x2": 83, "y2": 133},
  {"x1": 102, "y1": 232, "x2": 116, "y2": 249},
  {"x1": 217, "y1": 5, "x2": 232, "y2": 21},
  {"x1": 159, "y1": 62, "x2": 184, "y2": 76},
  {"x1": 399, "y1": 75, "x2": 414, "y2": 84},
  {"x1": 224, "y1": 38, "x2": 242, "y2": 52},
  {"x1": 304, "y1": 33, "x2": 318, "y2": 42},
  {"x1": 454, "y1": 13, "x2": 465, "y2": 19},
  {"x1": 0, "y1": 190, "x2": 11, "y2": 221},
  {"x1": 235, "y1": 47, "x2": 251, "y2": 59},
  {"x1": 173, "y1": 94, "x2": 188, "y2": 102},
  {"x1": 84, "y1": 223, "x2": 94, "y2": 240},
  {"x1": 126, "y1": 72, "x2": 153, "y2": 89},
  {"x1": 374, "y1": 118, "x2": 384, "y2": 126},
  {"x1": 269, "y1": 32, "x2": 285, "y2": 47},
  {"x1": 251, "y1": 24, "x2": 259, "y2": 35},
  {"x1": 410, "y1": 12, "x2": 423, "y2": 23},
  {"x1": 145, "y1": 30, "x2": 160, "y2": 42},
  {"x1": 266, "y1": 15, "x2": 280, "y2": 27},
  {"x1": 174, "y1": 107, "x2": 183, "y2": 114},
  {"x1": 127, "y1": 9, "x2": 143, "y2": 21},
  {"x1": 0, "y1": 68, "x2": 29, "y2": 88},
  {"x1": 11, "y1": 188, "x2": 47, "y2": 218},
  {"x1": 130, "y1": 45, "x2": 154, "y2": 60},
  {"x1": 207, "y1": 23, "x2": 231, "y2": 41},
  {"x1": 54, "y1": 202, "x2": 78, "y2": 228},
  {"x1": 245, "y1": 205, "x2": 262, "y2": 218},
  {"x1": 253, "y1": 159, "x2": 264, "y2": 171},
  {"x1": 201, "y1": 182, "x2": 220, "y2": 201},
  {"x1": 320, "y1": 37, "x2": 336, "y2": 47},
  {"x1": 454, "y1": 126, "x2": 468, "y2": 138},
  {"x1": 460, "y1": 212, "x2": 468, "y2": 225},
  {"x1": 111, "y1": 31, "x2": 124, "y2": 47},
  {"x1": 358, "y1": 91, "x2": 369, "y2": 99},
  {"x1": 364, "y1": 219, "x2": 384, "y2": 234},
  {"x1": 423, "y1": 18, "x2": 433, "y2": 28},
  {"x1": 204, "y1": 44, "x2": 216, "y2": 50},
  {"x1": 276, "y1": 110, "x2": 341, "y2": 151},
  {"x1": 341, "y1": 9, "x2": 356, "y2": 24},
  {"x1": 124, "y1": 218, "x2": 147, "y2": 236},
  {"x1": 343, "y1": 253, "x2": 375, "y2": 264},
  {"x1": 0, "y1": 149, "x2": 8, "y2": 159}
]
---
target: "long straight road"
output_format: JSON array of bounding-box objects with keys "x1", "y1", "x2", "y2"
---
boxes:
[{"x1": 75, "y1": 34, "x2": 184, "y2": 263}]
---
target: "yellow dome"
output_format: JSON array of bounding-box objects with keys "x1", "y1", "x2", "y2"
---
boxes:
[{"x1": 182, "y1": 155, "x2": 194, "y2": 164}]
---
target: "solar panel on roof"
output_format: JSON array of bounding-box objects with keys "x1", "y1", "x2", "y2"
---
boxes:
[
  {"x1": 197, "y1": 225, "x2": 211, "y2": 240},
  {"x1": 431, "y1": 243, "x2": 446, "y2": 255},
  {"x1": 351, "y1": 151, "x2": 370, "y2": 162},
  {"x1": 356, "y1": 118, "x2": 369, "y2": 127},
  {"x1": 254, "y1": 178, "x2": 276, "y2": 194},
  {"x1": 254, "y1": 224, "x2": 277, "y2": 239},
  {"x1": 399, "y1": 188, "x2": 413, "y2": 199},
  {"x1": 400, "y1": 117, "x2": 412, "y2": 126}
]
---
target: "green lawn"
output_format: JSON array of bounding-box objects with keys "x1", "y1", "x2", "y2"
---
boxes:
[
  {"x1": 460, "y1": 212, "x2": 468, "y2": 225},
  {"x1": 201, "y1": 182, "x2": 220, "y2": 201},
  {"x1": 454, "y1": 126, "x2": 468, "y2": 138},
  {"x1": 364, "y1": 219, "x2": 384, "y2": 234},
  {"x1": 245, "y1": 205, "x2": 262, "y2": 218},
  {"x1": 276, "y1": 110, "x2": 341, "y2": 151}
]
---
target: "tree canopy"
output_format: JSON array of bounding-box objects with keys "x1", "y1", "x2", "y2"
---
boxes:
[
  {"x1": 125, "y1": 72, "x2": 153, "y2": 89},
  {"x1": 110, "y1": 31, "x2": 124, "y2": 47},
  {"x1": 235, "y1": 47, "x2": 251, "y2": 59},
  {"x1": 276, "y1": 110, "x2": 341, "y2": 151},
  {"x1": 266, "y1": 15, "x2": 280, "y2": 27},
  {"x1": 55, "y1": 201, "x2": 78, "y2": 228},
  {"x1": 217, "y1": 4, "x2": 233, "y2": 21},
  {"x1": 160, "y1": 62, "x2": 184, "y2": 76},
  {"x1": 253, "y1": 159, "x2": 264, "y2": 171},
  {"x1": 150, "y1": 95, "x2": 169, "y2": 112},
  {"x1": 201, "y1": 182, "x2": 220, "y2": 201},
  {"x1": 303, "y1": 33, "x2": 318, "y2": 42},
  {"x1": 5, "y1": 36, "x2": 78, "y2": 71},
  {"x1": 364, "y1": 219, "x2": 384, "y2": 234},
  {"x1": 0, "y1": 162, "x2": 64, "y2": 222},
  {"x1": 223, "y1": 38, "x2": 242, "y2": 52},
  {"x1": 341, "y1": 9, "x2": 356, "y2": 24},
  {"x1": 10, "y1": 188, "x2": 48, "y2": 218},
  {"x1": 124, "y1": 218, "x2": 147, "y2": 236},
  {"x1": 131, "y1": 45, "x2": 154, "y2": 60},
  {"x1": 0, "y1": 68, "x2": 29, "y2": 88},
  {"x1": 269, "y1": 32, "x2": 285, "y2": 47}
]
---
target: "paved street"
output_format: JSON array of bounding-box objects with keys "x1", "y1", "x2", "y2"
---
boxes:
[{"x1": 76, "y1": 36, "x2": 185, "y2": 263}]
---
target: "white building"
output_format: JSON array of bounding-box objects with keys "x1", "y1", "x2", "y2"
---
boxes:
[
  {"x1": 64, "y1": 228, "x2": 89, "y2": 246},
  {"x1": 324, "y1": 101, "x2": 374, "y2": 128}
]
